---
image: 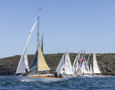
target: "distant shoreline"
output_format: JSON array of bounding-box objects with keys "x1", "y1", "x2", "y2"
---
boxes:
[{"x1": 0, "y1": 53, "x2": 115, "y2": 75}]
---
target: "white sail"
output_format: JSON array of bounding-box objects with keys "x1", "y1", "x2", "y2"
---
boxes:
[
  {"x1": 73, "y1": 53, "x2": 80, "y2": 70},
  {"x1": 81, "y1": 61, "x2": 85, "y2": 74},
  {"x1": 86, "y1": 53, "x2": 91, "y2": 71},
  {"x1": 73, "y1": 53, "x2": 80, "y2": 74},
  {"x1": 16, "y1": 51, "x2": 29, "y2": 74},
  {"x1": 80, "y1": 54, "x2": 89, "y2": 75},
  {"x1": 16, "y1": 20, "x2": 37, "y2": 74},
  {"x1": 56, "y1": 53, "x2": 73, "y2": 75},
  {"x1": 93, "y1": 49, "x2": 101, "y2": 74},
  {"x1": 89, "y1": 64, "x2": 93, "y2": 74},
  {"x1": 56, "y1": 55, "x2": 65, "y2": 76},
  {"x1": 73, "y1": 58, "x2": 79, "y2": 75},
  {"x1": 60, "y1": 64, "x2": 65, "y2": 74},
  {"x1": 64, "y1": 53, "x2": 73, "y2": 75}
]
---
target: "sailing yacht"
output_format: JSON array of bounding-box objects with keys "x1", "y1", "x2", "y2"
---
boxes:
[
  {"x1": 72, "y1": 49, "x2": 101, "y2": 76},
  {"x1": 56, "y1": 53, "x2": 73, "y2": 77},
  {"x1": 80, "y1": 53, "x2": 93, "y2": 76},
  {"x1": 16, "y1": 9, "x2": 62, "y2": 78},
  {"x1": 92, "y1": 48, "x2": 101, "y2": 75}
]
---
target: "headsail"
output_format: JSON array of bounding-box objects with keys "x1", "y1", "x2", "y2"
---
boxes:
[
  {"x1": 56, "y1": 53, "x2": 73, "y2": 75},
  {"x1": 86, "y1": 53, "x2": 91, "y2": 71},
  {"x1": 64, "y1": 53, "x2": 73, "y2": 75},
  {"x1": 56, "y1": 55, "x2": 65, "y2": 76},
  {"x1": 93, "y1": 48, "x2": 101, "y2": 74},
  {"x1": 30, "y1": 38, "x2": 50, "y2": 73},
  {"x1": 73, "y1": 52, "x2": 80, "y2": 74},
  {"x1": 89, "y1": 64, "x2": 93, "y2": 74},
  {"x1": 16, "y1": 20, "x2": 37, "y2": 74},
  {"x1": 16, "y1": 51, "x2": 29, "y2": 74}
]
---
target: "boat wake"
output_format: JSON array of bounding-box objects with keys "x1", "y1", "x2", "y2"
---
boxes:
[
  {"x1": 77, "y1": 75, "x2": 112, "y2": 79},
  {"x1": 17, "y1": 75, "x2": 110, "y2": 83},
  {"x1": 18, "y1": 76, "x2": 70, "y2": 83}
]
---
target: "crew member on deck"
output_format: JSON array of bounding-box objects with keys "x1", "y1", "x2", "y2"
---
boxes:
[
  {"x1": 54, "y1": 71, "x2": 58, "y2": 77},
  {"x1": 25, "y1": 68, "x2": 28, "y2": 76}
]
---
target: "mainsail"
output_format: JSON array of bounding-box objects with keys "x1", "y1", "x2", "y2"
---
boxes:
[
  {"x1": 93, "y1": 49, "x2": 101, "y2": 74},
  {"x1": 37, "y1": 39, "x2": 50, "y2": 71},
  {"x1": 30, "y1": 42, "x2": 50, "y2": 73},
  {"x1": 16, "y1": 21, "x2": 37, "y2": 74},
  {"x1": 30, "y1": 9, "x2": 50, "y2": 73}
]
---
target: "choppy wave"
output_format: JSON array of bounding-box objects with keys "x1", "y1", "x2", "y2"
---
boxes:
[{"x1": 0, "y1": 76, "x2": 115, "y2": 90}]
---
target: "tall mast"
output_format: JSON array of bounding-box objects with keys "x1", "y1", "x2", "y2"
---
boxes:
[
  {"x1": 37, "y1": 8, "x2": 41, "y2": 50},
  {"x1": 41, "y1": 34, "x2": 44, "y2": 53},
  {"x1": 37, "y1": 8, "x2": 41, "y2": 72}
]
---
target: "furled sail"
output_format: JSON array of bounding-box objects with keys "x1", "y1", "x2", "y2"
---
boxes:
[{"x1": 93, "y1": 49, "x2": 101, "y2": 74}]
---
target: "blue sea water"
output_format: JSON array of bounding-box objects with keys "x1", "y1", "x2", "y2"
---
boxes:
[{"x1": 0, "y1": 76, "x2": 115, "y2": 90}]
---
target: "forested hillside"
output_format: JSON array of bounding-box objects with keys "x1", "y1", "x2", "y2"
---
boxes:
[{"x1": 0, "y1": 53, "x2": 115, "y2": 75}]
